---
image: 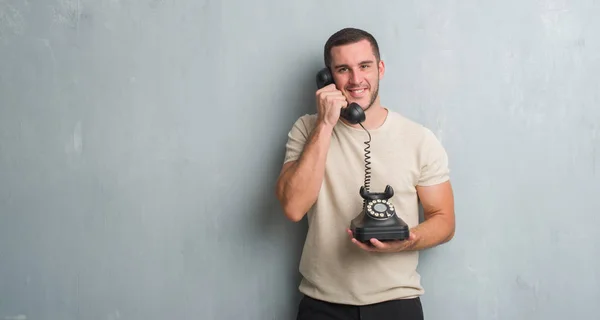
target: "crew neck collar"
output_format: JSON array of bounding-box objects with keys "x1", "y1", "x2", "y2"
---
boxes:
[{"x1": 337, "y1": 108, "x2": 391, "y2": 133}]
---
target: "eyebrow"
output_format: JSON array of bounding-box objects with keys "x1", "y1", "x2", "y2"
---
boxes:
[{"x1": 333, "y1": 60, "x2": 375, "y2": 69}]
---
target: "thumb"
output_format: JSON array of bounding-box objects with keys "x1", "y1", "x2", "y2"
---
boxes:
[{"x1": 408, "y1": 231, "x2": 418, "y2": 241}]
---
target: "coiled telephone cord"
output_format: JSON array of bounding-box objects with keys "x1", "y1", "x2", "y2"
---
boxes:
[{"x1": 358, "y1": 122, "x2": 372, "y2": 193}]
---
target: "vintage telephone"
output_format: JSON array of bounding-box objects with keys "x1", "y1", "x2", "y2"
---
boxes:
[{"x1": 316, "y1": 67, "x2": 409, "y2": 243}]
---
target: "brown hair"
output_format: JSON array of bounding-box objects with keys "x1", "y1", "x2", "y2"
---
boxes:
[{"x1": 323, "y1": 28, "x2": 381, "y2": 68}]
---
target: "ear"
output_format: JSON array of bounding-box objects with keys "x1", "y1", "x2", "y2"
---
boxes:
[{"x1": 378, "y1": 60, "x2": 385, "y2": 79}]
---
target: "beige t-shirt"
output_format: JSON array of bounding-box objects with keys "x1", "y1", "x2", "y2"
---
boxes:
[{"x1": 283, "y1": 109, "x2": 450, "y2": 306}]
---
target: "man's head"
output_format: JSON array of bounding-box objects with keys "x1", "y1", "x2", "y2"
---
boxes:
[{"x1": 324, "y1": 28, "x2": 385, "y2": 111}]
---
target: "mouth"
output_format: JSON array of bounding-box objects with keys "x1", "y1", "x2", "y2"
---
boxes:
[{"x1": 347, "y1": 87, "x2": 368, "y2": 99}]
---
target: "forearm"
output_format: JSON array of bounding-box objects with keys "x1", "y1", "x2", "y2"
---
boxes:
[
  {"x1": 276, "y1": 122, "x2": 333, "y2": 221},
  {"x1": 406, "y1": 214, "x2": 455, "y2": 251}
]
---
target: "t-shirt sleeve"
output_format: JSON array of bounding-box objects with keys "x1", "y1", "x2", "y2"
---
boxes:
[
  {"x1": 283, "y1": 116, "x2": 311, "y2": 164},
  {"x1": 417, "y1": 128, "x2": 450, "y2": 186}
]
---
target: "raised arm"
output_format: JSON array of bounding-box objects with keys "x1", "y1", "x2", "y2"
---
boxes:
[
  {"x1": 275, "y1": 122, "x2": 334, "y2": 222},
  {"x1": 275, "y1": 84, "x2": 348, "y2": 222}
]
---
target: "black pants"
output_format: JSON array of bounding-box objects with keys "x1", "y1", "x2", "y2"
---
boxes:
[{"x1": 296, "y1": 294, "x2": 424, "y2": 320}]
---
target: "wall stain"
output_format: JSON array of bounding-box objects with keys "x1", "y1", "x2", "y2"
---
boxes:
[
  {"x1": 52, "y1": 0, "x2": 88, "y2": 30},
  {"x1": 0, "y1": 0, "x2": 29, "y2": 43}
]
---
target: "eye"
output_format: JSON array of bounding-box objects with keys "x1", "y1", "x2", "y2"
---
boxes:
[{"x1": 360, "y1": 64, "x2": 369, "y2": 69}]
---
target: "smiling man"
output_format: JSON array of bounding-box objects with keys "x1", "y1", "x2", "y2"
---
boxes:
[{"x1": 275, "y1": 28, "x2": 455, "y2": 320}]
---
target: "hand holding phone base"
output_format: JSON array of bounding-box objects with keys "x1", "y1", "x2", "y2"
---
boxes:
[{"x1": 316, "y1": 67, "x2": 409, "y2": 243}]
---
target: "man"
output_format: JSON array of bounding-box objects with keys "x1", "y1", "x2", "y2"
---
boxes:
[{"x1": 275, "y1": 27, "x2": 455, "y2": 320}]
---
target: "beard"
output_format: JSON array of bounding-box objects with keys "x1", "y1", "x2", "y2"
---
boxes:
[
  {"x1": 342, "y1": 70, "x2": 380, "y2": 112},
  {"x1": 363, "y1": 81, "x2": 379, "y2": 112},
  {"x1": 345, "y1": 85, "x2": 379, "y2": 112},
  {"x1": 351, "y1": 79, "x2": 378, "y2": 112}
]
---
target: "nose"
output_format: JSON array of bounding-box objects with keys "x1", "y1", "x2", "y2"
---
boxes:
[{"x1": 349, "y1": 70, "x2": 361, "y2": 85}]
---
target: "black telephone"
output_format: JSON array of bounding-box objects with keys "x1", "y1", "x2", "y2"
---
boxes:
[{"x1": 316, "y1": 67, "x2": 409, "y2": 243}]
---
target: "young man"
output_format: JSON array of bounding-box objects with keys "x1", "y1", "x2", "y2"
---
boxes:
[{"x1": 275, "y1": 28, "x2": 455, "y2": 320}]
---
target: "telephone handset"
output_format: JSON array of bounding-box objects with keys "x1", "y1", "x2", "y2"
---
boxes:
[
  {"x1": 315, "y1": 67, "x2": 409, "y2": 243},
  {"x1": 316, "y1": 68, "x2": 365, "y2": 124}
]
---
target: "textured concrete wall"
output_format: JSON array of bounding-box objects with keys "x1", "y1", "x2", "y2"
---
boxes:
[{"x1": 1, "y1": 1, "x2": 598, "y2": 319}]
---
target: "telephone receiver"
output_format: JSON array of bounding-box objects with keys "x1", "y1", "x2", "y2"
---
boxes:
[{"x1": 316, "y1": 68, "x2": 366, "y2": 124}]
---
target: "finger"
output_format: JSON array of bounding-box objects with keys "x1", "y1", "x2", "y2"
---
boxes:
[
  {"x1": 369, "y1": 238, "x2": 391, "y2": 250},
  {"x1": 315, "y1": 83, "x2": 336, "y2": 91},
  {"x1": 317, "y1": 85, "x2": 342, "y2": 95},
  {"x1": 319, "y1": 83, "x2": 338, "y2": 92},
  {"x1": 347, "y1": 229, "x2": 374, "y2": 251},
  {"x1": 324, "y1": 99, "x2": 348, "y2": 107},
  {"x1": 319, "y1": 92, "x2": 347, "y2": 101},
  {"x1": 351, "y1": 238, "x2": 375, "y2": 251},
  {"x1": 319, "y1": 97, "x2": 347, "y2": 108}
]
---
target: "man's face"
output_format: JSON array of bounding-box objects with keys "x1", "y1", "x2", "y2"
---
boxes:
[{"x1": 329, "y1": 39, "x2": 385, "y2": 111}]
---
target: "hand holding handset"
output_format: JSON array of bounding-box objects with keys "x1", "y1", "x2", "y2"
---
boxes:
[
  {"x1": 316, "y1": 68, "x2": 365, "y2": 124},
  {"x1": 315, "y1": 68, "x2": 409, "y2": 243}
]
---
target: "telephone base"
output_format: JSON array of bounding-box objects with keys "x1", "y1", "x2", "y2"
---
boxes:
[{"x1": 350, "y1": 224, "x2": 410, "y2": 243}]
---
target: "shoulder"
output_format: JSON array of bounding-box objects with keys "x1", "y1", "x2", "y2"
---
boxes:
[
  {"x1": 385, "y1": 110, "x2": 447, "y2": 166},
  {"x1": 282, "y1": 114, "x2": 319, "y2": 163},
  {"x1": 386, "y1": 110, "x2": 439, "y2": 145},
  {"x1": 288, "y1": 113, "x2": 318, "y2": 136},
  {"x1": 295, "y1": 113, "x2": 319, "y2": 129}
]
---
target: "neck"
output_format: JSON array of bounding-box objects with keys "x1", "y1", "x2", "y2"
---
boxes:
[{"x1": 343, "y1": 103, "x2": 388, "y2": 130}]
